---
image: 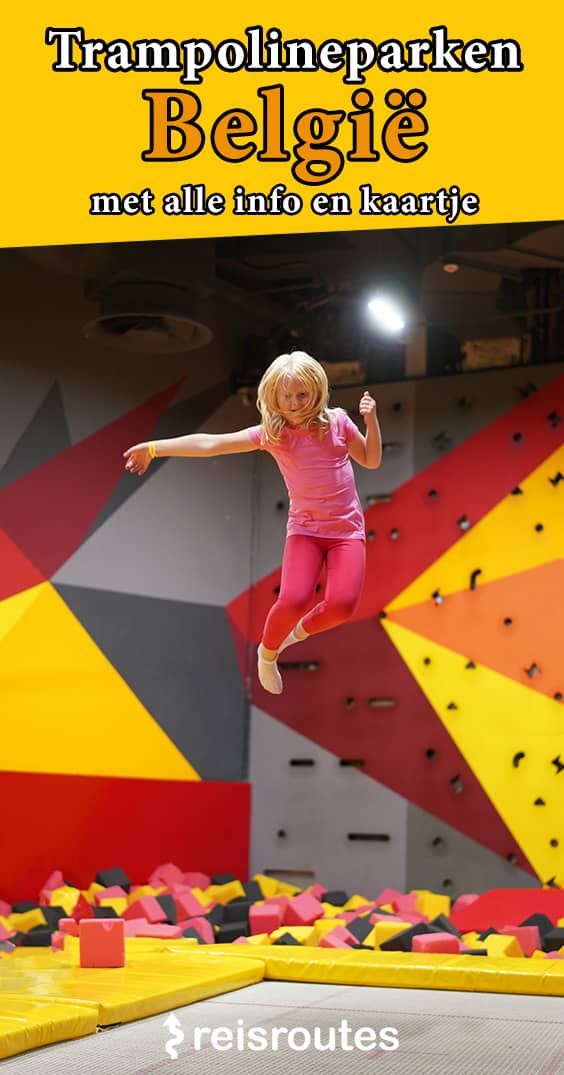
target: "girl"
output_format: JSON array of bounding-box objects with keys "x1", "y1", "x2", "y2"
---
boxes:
[{"x1": 123, "y1": 352, "x2": 382, "y2": 694}]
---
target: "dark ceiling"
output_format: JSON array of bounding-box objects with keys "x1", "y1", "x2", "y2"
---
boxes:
[{"x1": 17, "y1": 219, "x2": 564, "y2": 384}]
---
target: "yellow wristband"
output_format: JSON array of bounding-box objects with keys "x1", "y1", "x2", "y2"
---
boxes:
[{"x1": 148, "y1": 441, "x2": 156, "y2": 458}]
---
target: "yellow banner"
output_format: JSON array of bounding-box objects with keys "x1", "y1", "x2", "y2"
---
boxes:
[{"x1": 1, "y1": 5, "x2": 560, "y2": 245}]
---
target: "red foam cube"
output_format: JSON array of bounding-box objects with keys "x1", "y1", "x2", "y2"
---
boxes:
[
  {"x1": 0, "y1": 900, "x2": 11, "y2": 917},
  {"x1": 320, "y1": 926, "x2": 356, "y2": 948},
  {"x1": 72, "y1": 895, "x2": 95, "y2": 921},
  {"x1": 59, "y1": 918, "x2": 79, "y2": 936},
  {"x1": 174, "y1": 890, "x2": 209, "y2": 920},
  {"x1": 79, "y1": 919, "x2": 125, "y2": 967},
  {"x1": 134, "y1": 923, "x2": 183, "y2": 938},
  {"x1": 39, "y1": 870, "x2": 65, "y2": 904}
]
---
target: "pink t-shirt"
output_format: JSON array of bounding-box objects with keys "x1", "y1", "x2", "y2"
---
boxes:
[{"x1": 248, "y1": 407, "x2": 365, "y2": 540}]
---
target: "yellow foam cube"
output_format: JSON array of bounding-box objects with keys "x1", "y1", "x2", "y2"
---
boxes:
[
  {"x1": 411, "y1": 890, "x2": 451, "y2": 919},
  {"x1": 270, "y1": 926, "x2": 315, "y2": 945},
  {"x1": 245, "y1": 933, "x2": 272, "y2": 945},
  {"x1": 344, "y1": 895, "x2": 372, "y2": 911},
  {"x1": 321, "y1": 902, "x2": 346, "y2": 917},
  {"x1": 190, "y1": 887, "x2": 212, "y2": 907},
  {"x1": 206, "y1": 881, "x2": 246, "y2": 904},
  {"x1": 272, "y1": 880, "x2": 302, "y2": 897},
  {"x1": 313, "y1": 918, "x2": 347, "y2": 941},
  {"x1": 377, "y1": 903, "x2": 395, "y2": 913},
  {"x1": 8, "y1": 908, "x2": 47, "y2": 932},
  {"x1": 253, "y1": 874, "x2": 279, "y2": 898},
  {"x1": 462, "y1": 931, "x2": 481, "y2": 947},
  {"x1": 48, "y1": 887, "x2": 79, "y2": 916},
  {"x1": 366, "y1": 921, "x2": 412, "y2": 949},
  {"x1": 484, "y1": 934, "x2": 523, "y2": 958},
  {"x1": 84, "y1": 883, "x2": 105, "y2": 903}
]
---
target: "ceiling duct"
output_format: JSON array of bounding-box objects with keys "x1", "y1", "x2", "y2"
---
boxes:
[{"x1": 82, "y1": 278, "x2": 212, "y2": 353}]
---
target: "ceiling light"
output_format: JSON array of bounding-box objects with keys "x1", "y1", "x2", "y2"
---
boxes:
[{"x1": 367, "y1": 295, "x2": 406, "y2": 333}]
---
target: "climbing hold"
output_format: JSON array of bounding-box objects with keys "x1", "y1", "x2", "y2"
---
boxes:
[
  {"x1": 513, "y1": 752, "x2": 525, "y2": 767},
  {"x1": 550, "y1": 839, "x2": 559, "y2": 848},
  {"x1": 548, "y1": 410, "x2": 562, "y2": 427},
  {"x1": 470, "y1": 569, "x2": 482, "y2": 590},
  {"x1": 432, "y1": 590, "x2": 444, "y2": 605},
  {"x1": 511, "y1": 486, "x2": 523, "y2": 495},
  {"x1": 535, "y1": 523, "x2": 544, "y2": 532},
  {"x1": 389, "y1": 528, "x2": 399, "y2": 540},
  {"x1": 534, "y1": 797, "x2": 546, "y2": 806},
  {"x1": 506, "y1": 853, "x2": 518, "y2": 865},
  {"x1": 345, "y1": 697, "x2": 356, "y2": 710},
  {"x1": 427, "y1": 489, "x2": 438, "y2": 499},
  {"x1": 367, "y1": 530, "x2": 376, "y2": 540},
  {"x1": 551, "y1": 756, "x2": 564, "y2": 775},
  {"x1": 513, "y1": 432, "x2": 523, "y2": 442},
  {"x1": 447, "y1": 702, "x2": 458, "y2": 712},
  {"x1": 526, "y1": 663, "x2": 541, "y2": 678},
  {"x1": 504, "y1": 617, "x2": 513, "y2": 627},
  {"x1": 466, "y1": 660, "x2": 476, "y2": 669},
  {"x1": 449, "y1": 775, "x2": 464, "y2": 795},
  {"x1": 457, "y1": 516, "x2": 471, "y2": 531},
  {"x1": 423, "y1": 657, "x2": 431, "y2": 666},
  {"x1": 549, "y1": 471, "x2": 563, "y2": 486},
  {"x1": 425, "y1": 749, "x2": 437, "y2": 760}
]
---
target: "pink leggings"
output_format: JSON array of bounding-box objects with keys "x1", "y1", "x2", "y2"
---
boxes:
[{"x1": 261, "y1": 534, "x2": 366, "y2": 651}]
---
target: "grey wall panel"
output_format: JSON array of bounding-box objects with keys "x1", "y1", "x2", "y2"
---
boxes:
[
  {"x1": 0, "y1": 360, "x2": 55, "y2": 473},
  {"x1": 54, "y1": 584, "x2": 248, "y2": 781},
  {"x1": 53, "y1": 451, "x2": 257, "y2": 606},
  {"x1": 406, "y1": 801, "x2": 538, "y2": 898},
  {"x1": 413, "y1": 363, "x2": 564, "y2": 472},
  {"x1": 249, "y1": 705, "x2": 407, "y2": 895},
  {"x1": 0, "y1": 382, "x2": 70, "y2": 489}
]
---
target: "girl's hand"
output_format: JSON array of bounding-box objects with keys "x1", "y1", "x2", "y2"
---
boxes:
[
  {"x1": 123, "y1": 443, "x2": 152, "y2": 476},
  {"x1": 359, "y1": 391, "x2": 377, "y2": 424}
]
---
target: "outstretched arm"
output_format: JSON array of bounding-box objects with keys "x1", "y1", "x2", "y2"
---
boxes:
[
  {"x1": 347, "y1": 392, "x2": 382, "y2": 470},
  {"x1": 124, "y1": 429, "x2": 259, "y2": 476}
]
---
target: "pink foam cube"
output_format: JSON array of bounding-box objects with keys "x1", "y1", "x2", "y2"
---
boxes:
[
  {"x1": 250, "y1": 904, "x2": 284, "y2": 935},
  {"x1": 499, "y1": 925, "x2": 540, "y2": 958},
  {"x1": 393, "y1": 894, "x2": 419, "y2": 914},
  {"x1": 181, "y1": 917, "x2": 214, "y2": 944},
  {"x1": 320, "y1": 926, "x2": 357, "y2": 948},
  {"x1": 123, "y1": 896, "x2": 167, "y2": 923},
  {"x1": 148, "y1": 862, "x2": 185, "y2": 889},
  {"x1": 308, "y1": 883, "x2": 328, "y2": 901},
  {"x1": 0, "y1": 923, "x2": 14, "y2": 941},
  {"x1": 123, "y1": 917, "x2": 149, "y2": 937},
  {"x1": 284, "y1": 892, "x2": 324, "y2": 927},
  {"x1": 545, "y1": 951, "x2": 562, "y2": 959},
  {"x1": 79, "y1": 919, "x2": 125, "y2": 967},
  {"x1": 39, "y1": 870, "x2": 65, "y2": 904},
  {"x1": 182, "y1": 872, "x2": 211, "y2": 889},
  {"x1": 94, "y1": 885, "x2": 127, "y2": 904},
  {"x1": 451, "y1": 894, "x2": 479, "y2": 915},
  {"x1": 375, "y1": 888, "x2": 404, "y2": 907},
  {"x1": 0, "y1": 900, "x2": 11, "y2": 917},
  {"x1": 173, "y1": 890, "x2": 209, "y2": 920},
  {"x1": 51, "y1": 931, "x2": 65, "y2": 951},
  {"x1": 412, "y1": 932, "x2": 461, "y2": 954},
  {"x1": 135, "y1": 923, "x2": 183, "y2": 938}
]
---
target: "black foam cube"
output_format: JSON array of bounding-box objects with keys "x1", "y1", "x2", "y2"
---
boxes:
[
  {"x1": 224, "y1": 899, "x2": 252, "y2": 924},
  {"x1": 95, "y1": 867, "x2": 131, "y2": 892},
  {"x1": 21, "y1": 929, "x2": 53, "y2": 947},
  {"x1": 242, "y1": 881, "x2": 263, "y2": 902},
  {"x1": 346, "y1": 916, "x2": 374, "y2": 943},
  {"x1": 519, "y1": 914, "x2": 554, "y2": 940},
  {"x1": 40, "y1": 906, "x2": 66, "y2": 929},
  {"x1": 323, "y1": 890, "x2": 349, "y2": 906},
  {"x1": 542, "y1": 928, "x2": 564, "y2": 953},
  {"x1": 12, "y1": 901, "x2": 37, "y2": 913},
  {"x1": 380, "y1": 924, "x2": 432, "y2": 952},
  {"x1": 156, "y1": 895, "x2": 177, "y2": 925},
  {"x1": 182, "y1": 927, "x2": 206, "y2": 944},
  {"x1": 430, "y1": 915, "x2": 462, "y2": 939},
  {"x1": 204, "y1": 905, "x2": 225, "y2": 927},
  {"x1": 92, "y1": 906, "x2": 118, "y2": 918},
  {"x1": 216, "y1": 921, "x2": 248, "y2": 942},
  {"x1": 272, "y1": 932, "x2": 301, "y2": 946},
  {"x1": 211, "y1": 874, "x2": 239, "y2": 885}
]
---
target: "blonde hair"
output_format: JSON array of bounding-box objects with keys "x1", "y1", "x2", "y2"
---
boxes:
[{"x1": 256, "y1": 351, "x2": 331, "y2": 443}]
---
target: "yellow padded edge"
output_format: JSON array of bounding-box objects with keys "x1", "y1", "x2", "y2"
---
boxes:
[
  {"x1": 196, "y1": 945, "x2": 564, "y2": 996},
  {"x1": 0, "y1": 945, "x2": 265, "y2": 1026},
  {"x1": 0, "y1": 995, "x2": 98, "y2": 1060}
]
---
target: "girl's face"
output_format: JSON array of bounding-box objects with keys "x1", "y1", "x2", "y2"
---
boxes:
[{"x1": 276, "y1": 376, "x2": 313, "y2": 424}]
